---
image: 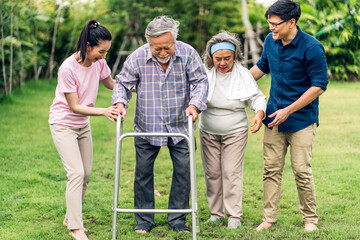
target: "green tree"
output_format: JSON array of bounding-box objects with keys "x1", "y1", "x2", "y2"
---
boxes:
[
  {"x1": 1, "y1": 2, "x2": 8, "y2": 95},
  {"x1": 299, "y1": 0, "x2": 360, "y2": 81},
  {"x1": 103, "y1": 0, "x2": 261, "y2": 69},
  {"x1": 2, "y1": 0, "x2": 358, "y2": 98}
]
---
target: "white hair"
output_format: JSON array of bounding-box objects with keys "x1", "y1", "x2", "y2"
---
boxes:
[{"x1": 145, "y1": 16, "x2": 179, "y2": 43}]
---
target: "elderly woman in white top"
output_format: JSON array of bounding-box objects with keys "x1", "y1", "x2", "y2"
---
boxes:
[{"x1": 199, "y1": 31, "x2": 266, "y2": 229}]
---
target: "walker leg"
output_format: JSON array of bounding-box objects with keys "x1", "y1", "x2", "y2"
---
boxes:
[
  {"x1": 112, "y1": 118, "x2": 123, "y2": 240},
  {"x1": 188, "y1": 116, "x2": 199, "y2": 239}
]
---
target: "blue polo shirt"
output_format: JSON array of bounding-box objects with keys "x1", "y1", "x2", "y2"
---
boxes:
[{"x1": 257, "y1": 26, "x2": 328, "y2": 132}]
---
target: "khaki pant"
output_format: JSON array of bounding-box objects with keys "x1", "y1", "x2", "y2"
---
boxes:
[
  {"x1": 50, "y1": 124, "x2": 93, "y2": 229},
  {"x1": 200, "y1": 129, "x2": 248, "y2": 221},
  {"x1": 262, "y1": 124, "x2": 318, "y2": 224}
]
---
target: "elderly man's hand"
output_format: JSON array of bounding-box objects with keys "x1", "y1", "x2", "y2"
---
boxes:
[
  {"x1": 185, "y1": 105, "x2": 199, "y2": 122},
  {"x1": 115, "y1": 103, "x2": 126, "y2": 122}
]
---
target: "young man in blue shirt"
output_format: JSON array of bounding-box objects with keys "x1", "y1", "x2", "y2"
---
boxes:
[{"x1": 250, "y1": 0, "x2": 328, "y2": 232}]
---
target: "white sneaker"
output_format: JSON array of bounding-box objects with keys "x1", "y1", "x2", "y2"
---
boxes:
[
  {"x1": 227, "y1": 219, "x2": 241, "y2": 229},
  {"x1": 205, "y1": 215, "x2": 221, "y2": 223}
]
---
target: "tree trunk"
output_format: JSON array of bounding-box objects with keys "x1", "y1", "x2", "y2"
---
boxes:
[
  {"x1": 0, "y1": 3, "x2": 7, "y2": 95},
  {"x1": 9, "y1": 2, "x2": 14, "y2": 94},
  {"x1": 63, "y1": 10, "x2": 79, "y2": 62},
  {"x1": 243, "y1": 37, "x2": 249, "y2": 68},
  {"x1": 16, "y1": 16, "x2": 24, "y2": 87},
  {"x1": 111, "y1": 37, "x2": 128, "y2": 78},
  {"x1": 32, "y1": 25, "x2": 39, "y2": 80},
  {"x1": 198, "y1": 0, "x2": 206, "y2": 52},
  {"x1": 46, "y1": 2, "x2": 63, "y2": 79},
  {"x1": 256, "y1": 21, "x2": 264, "y2": 47},
  {"x1": 241, "y1": 0, "x2": 260, "y2": 66}
]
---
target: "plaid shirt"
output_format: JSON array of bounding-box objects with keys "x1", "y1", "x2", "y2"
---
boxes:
[{"x1": 112, "y1": 41, "x2": 208, "y2": 146}]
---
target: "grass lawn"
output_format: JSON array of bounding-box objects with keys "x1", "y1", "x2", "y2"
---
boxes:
[{"x1": 0, "y1": 78, "x2": 359, "y2": 239}]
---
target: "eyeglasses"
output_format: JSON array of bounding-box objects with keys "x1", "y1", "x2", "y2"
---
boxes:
[{"x1": 267, "y1": 20, "x2": 287, "y2": 28}]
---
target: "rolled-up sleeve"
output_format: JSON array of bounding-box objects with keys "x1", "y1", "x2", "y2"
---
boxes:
[
  {"x1": 186, "y1": 49, "x2": 208, "y2": 111},
  {"x1": 305, "y1": 44, "x2": 328, "y2": 91}
]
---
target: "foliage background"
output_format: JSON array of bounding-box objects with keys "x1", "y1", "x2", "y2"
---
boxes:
[{"x1": 1, "y1": 0, "x2": 359, "y2": 97}]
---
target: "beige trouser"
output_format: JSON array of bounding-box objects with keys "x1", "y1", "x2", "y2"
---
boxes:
[
  {"x1": 200, "y1": 129, "x2": 248, "y2": 221},
  {"x1": 50, "y1": 123, "x2": 93, "y2": 230},
  {"x1": 262, "y1": 124, "x2": 318, "y2": 224}
]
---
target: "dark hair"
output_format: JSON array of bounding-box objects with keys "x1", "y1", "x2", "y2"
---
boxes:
[
  {"x1": 76, "y1": 19, "x2": 112, "y2": 62},
  {"x1": 265, "y1": 0, "x2": 301, "y2": 23}
]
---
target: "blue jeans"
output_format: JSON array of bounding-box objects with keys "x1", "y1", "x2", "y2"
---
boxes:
[{"x1": 134, "y1": 137, "x2": 191, "y2": 231}]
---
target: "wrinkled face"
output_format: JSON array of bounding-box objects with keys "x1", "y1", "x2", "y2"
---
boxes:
[
  {"x1": 86, "y1": 40, "x2": 111, "y2": 62},
  {"x1": 267, "y1": 15, "x2": 291, "y2": 41},
  {"x1": 212, "y1": 49, "x2": 235, "y2": 73},
  {"x1": 149, "y1": 32, "x2": 176, "y2": 64}
]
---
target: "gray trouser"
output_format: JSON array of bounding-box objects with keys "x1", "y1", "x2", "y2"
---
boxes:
[{"x1": 133, "y1": 137, "x2": 190, "y2": 231}]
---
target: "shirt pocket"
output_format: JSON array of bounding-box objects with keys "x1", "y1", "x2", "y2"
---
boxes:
[
  {"x1": 284, "y1": 56, "x2": 306, "y2": 81},
  {"x1": 171, "y1": 70, "x2": 187, "y2": 93}
]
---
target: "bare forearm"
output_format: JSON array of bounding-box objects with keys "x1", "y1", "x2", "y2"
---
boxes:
[
  {"x1": 70, "y1": 104, "x2": 106, "y2": 116},
  {"x1": 70, "y1": 104, "x2": 120, "y2": 122},
  {"x1": 65, "y1": 92, "x2": 119, "y2": 121},
  {"x1": 101, "y1": 76, "x2": 116, "y2": 90},
  {"x1": 250, "y1": 65, "x2": 265, "y2": 81}
]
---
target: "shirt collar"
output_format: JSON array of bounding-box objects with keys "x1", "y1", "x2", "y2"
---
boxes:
[
  {"x1": 290, "y1": 25, "x2": 302, "y2": 47},
  {"x1": 275, "y1": 25, "x2": 302, "y2": 47},
  {"x1": 145, "y1": 44, "x2": 153, "y2": 62}
]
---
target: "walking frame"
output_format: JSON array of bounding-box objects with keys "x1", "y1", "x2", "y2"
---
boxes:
[{"x1": 111, "y1": 115, "x2": 200, "y2": 240}]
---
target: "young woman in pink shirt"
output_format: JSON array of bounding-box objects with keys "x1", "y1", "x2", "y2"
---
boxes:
[{"x1": 49, "y1": 19, "x2": 119, "y2": 240}]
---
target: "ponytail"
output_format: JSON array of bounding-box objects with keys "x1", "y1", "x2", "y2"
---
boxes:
[{"x1": 76, "y1": 19, "x2": 112, "y2": 62}]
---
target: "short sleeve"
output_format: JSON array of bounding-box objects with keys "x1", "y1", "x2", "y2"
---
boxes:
[
  {"x1": 57, "y1": 68, "x2": 77, "y2": 93},
  {"x1": 99, "y1": 59, "x2": 111, "y2": 81}
]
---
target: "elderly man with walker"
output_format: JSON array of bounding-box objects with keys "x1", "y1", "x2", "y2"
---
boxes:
[{"x1": 111, "y1": 15, "x2": 208, "y2": 235}]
